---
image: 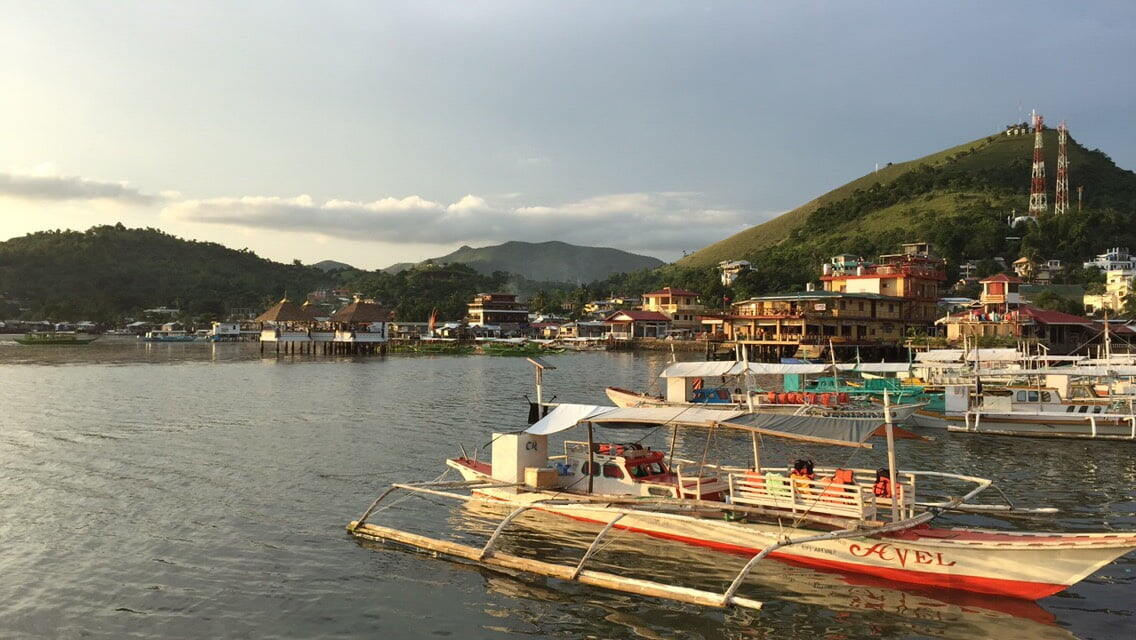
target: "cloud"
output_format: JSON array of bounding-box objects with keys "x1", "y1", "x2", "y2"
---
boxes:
[
  {"x1": 164, "y1": 191, "x2": 762, "y2": 252},
  {"x1": 0, "y1": 169, "x2": 159, "y2": 205}
]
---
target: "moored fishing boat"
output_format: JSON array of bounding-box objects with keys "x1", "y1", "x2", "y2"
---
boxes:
[
  {"x1": 347, "y1": 398, "x2": 1136, "y2": 607},
  {"x1": 606, "y1": 360, "x2": 925, "y2": 424}
]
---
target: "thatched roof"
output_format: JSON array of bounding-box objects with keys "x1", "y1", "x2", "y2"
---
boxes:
[
  {"x1": 255, "y1": 298, "x2": 315, "y2": 323},
  {"x1": 330, "y1": 299, "x2": 392, "y2": 323}
]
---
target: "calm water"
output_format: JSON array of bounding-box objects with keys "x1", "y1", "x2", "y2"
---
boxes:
[{"x1": 0, "y1": 337, "x2": 1132, "y2": 639}]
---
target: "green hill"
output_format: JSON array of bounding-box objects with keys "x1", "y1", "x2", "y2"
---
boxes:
[
  {"x1": 311, "y1": 259, "x2": 356, "y2": 272},
  {"x1": 680, "y1": 129, "x2": 1136, "y2": 271},
  {"x1": 0, "y1": 224, "x2": 331, "y2": 321},
  {"x1": 386, "y1": 240, "x2": 664, "y2": 283}
]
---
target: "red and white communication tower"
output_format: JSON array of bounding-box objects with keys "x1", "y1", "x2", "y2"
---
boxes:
[
  {"x1": 1027, "y1": 111, "x2": 1047, "y2": 216},
  {"x1": 1054, "y1": 121, "x2": 1070, "y2": 215}
]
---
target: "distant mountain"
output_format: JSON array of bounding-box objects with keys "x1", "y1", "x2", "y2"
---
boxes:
[
  {"x1": 311, "y1": 259, "x2": 356, "y2": 272},
  {"x1": 384, "y1": 240, "x2": 664, "y2": 283}
]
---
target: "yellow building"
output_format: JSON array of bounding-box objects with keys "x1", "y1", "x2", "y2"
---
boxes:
[
  {"x1": 819, "y1": 242, "x2": 946, "y2": 328},
  {"x1": 641, "y1": 287, "x2": 704, "y2": 332}
]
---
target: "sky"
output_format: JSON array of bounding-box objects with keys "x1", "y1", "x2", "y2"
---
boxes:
[{"x1": 2, "y1": 1, "x2": 1134, "y2": 269}]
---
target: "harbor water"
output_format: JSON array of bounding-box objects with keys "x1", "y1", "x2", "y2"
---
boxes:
[{"x1": 0, "y1": 338, "x2": 1132, "y2": 639}]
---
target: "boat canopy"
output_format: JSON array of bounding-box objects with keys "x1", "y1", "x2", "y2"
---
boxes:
[
  {"x1": 658, "y1": 361, "x2": 828, "y2": 378},
  {"x1": 525, "y1": 405, "x2": 745, "y2": 435},
  {"x1": 834, "y1": 362, "x2": 913, "y2": 373},
  {"x1": 1013, "y1": 366, "x2": 1136, "y2": 377},
  {"x1": 915, "y1": 349, "x2": 963, "y2": 362},
  {"x1": 525, "y1": 403, "x2": 878, "y2": 446},
  {"x1": 915, "y1": 348, "x2": 1022, "y2": 363}
]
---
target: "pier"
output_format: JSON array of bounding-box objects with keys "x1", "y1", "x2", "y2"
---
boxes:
[{"x1": 256, "y1": 297, "x2": 390, "y2": 356}]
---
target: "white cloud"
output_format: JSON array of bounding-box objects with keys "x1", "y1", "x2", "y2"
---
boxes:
[
  {"x1": 164, "y1": 190, "x2": 759, "y2": 252},
  {"x1": 0, "y1": 169, "x2": 159, "y2": 204}
]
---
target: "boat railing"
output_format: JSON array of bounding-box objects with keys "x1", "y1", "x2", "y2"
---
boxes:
[{"x1": 727, "y1": 471, "x2": 878, "y2": 521}]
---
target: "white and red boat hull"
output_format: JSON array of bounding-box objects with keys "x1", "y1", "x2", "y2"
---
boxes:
[{"x1": 449, "y1": 458, "x2": 1136, "y2": 601}]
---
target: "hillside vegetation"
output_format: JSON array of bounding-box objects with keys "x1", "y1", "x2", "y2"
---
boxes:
[
  {"x1": 0, "y1": 225, "x2": 330, "y2": 320},
  {"x1": 680, "y1": 130, "x2": 1136, "y2": 271},
  {"x1": 593, "y1": 129, "x2": 1136, "y2": 312},
  {"x1": 385, "y1": 240, "x2": 664, "y2": 283}
]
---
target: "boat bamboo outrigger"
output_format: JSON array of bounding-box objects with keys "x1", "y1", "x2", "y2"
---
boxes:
[{"x1": 347, "y1": 392, "x2": 1136, "y2": 609}]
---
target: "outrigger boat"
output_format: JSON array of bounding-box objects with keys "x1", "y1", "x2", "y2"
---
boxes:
[
  {"x1": 606, "y1": 361, "x2": 925, "y2": 424},
  {"x1": 347, "y1": 394, "x2": 1136, "y2": 609}
]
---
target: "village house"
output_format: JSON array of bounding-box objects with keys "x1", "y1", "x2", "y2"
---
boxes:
[
  {"x1": 558, "y1": 320, "x2": 607, "y2": 339},
  {"x1": 465, "y1": 293, "x2": 529, "y2": 336},
  {"x1": 938, "y1": 274, "x2": 1107, "y2": 352},
  {"x1": 717, "y1": 260, "x2": 751, "y2": 286},
  {"x1": 1012, "y1": 257, "x2": 1063, "y2": 284},
  {"x1": 641, "y1": 287, "x2": 705, "y2": 333},
  {"x1": 1083, "y1": 269, "x2": 1136, "y2": 313},
  {"x1": 603, "y1": 310, "x2": 671, "y2": 340}
]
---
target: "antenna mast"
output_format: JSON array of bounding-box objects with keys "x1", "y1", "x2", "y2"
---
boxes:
[
  {"x1": 1027, "y1": 111, "x2": 1048, "y2": 217},
  {"x1": 1054, "y1": 121, "x2": 1070, "y2": 215}
]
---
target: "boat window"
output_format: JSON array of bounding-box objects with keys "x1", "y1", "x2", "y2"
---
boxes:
[
  {"x1": 631, "y1": 462, "x2": 666, "y2": 477},
  {"x1": 1041, "y1": 392, "x2": 1052, "y2": 403},
  {"x1": 1093, "y1": 406, "x2": 1102, "y2": 414},
  {"x1": 1016, "y1": 391, "x2": 1026, "y2": 402},
  {"x1": 647, "y1": 487, "x2": 673, "y2": 497},
  {"x1": 1067, "y1": 406, "x2": 1076, "y2": 413},
  {"x1": 1027, "y1": 391, "x2": 1039, "y2": 402},
  {"x1": 581, "y1": 461, "x2": 601, "y2": 476},
  {"x1": 603, "y1": 463, "x2": 625, "y2": 479},
  {"x1": 1078, "y1": 405, "x2": 1089, "y2": 413}
]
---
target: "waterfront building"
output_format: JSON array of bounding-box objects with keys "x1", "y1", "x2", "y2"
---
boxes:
[
  {"x1": 256, "y1": 296, "x2": 389, "y2": 354},
  {"x1": 717, "y1": 290, "x2": 905, "y2": 349},
  {"x1": 466, "y1": 293, "x2": 529, "y2": 336},
  {"x1": 603, "y1": 310, "x2": 671, "y2": 339},
  {"x1": 820, "y1": 242, "x2": 946, "y2": 328},
  {"x1": 641, "y1": 287, "x2": 705, "y2": 332},
  {"x1": 558, "y1": 320, "x2": 607, "y2": 339},
  {"x1": 938, "y1": 274, "x2": 1101, "y2": 352}
]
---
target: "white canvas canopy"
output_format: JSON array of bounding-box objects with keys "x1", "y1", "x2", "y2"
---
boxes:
[
  {"x1": 657, "y1": 361, "x2": 738, "y2": 378},
  {"x1": 525, "y1": 403, "x2": 877, "y2": 446},
  {"x1": 658, "y1": 361, "x2": 828, "y2": 378},
  {"x1": 915, "y1": 350, "x2": 964, "y2": 362},
  {"x1": 964, "y1": 348, "x2": 1022, "y2": 362},
  {"x1": 525, "y1": 404, "x2": 744, "y2": 435},
  {"x1": 835, "y1": 363, "x2": 913, "y2": 373},
  {"x1": 1016, "y1": 366, "x2": 1136, "y2": 377}
]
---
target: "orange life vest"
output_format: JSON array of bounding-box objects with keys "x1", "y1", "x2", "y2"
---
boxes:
[{"x1": 873, "y1": 476, "x2": 892, "y2": 498}]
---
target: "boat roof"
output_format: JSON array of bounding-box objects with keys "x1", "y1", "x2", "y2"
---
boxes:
[
  {"x1": 525, "y1": 403, "x2": 878, "y2": 447},
  {"x1": 659, "y1": 361, "x2": 828, "y2": 378},
  {"x1": 659, "y1": 361, "x2": 913, "y2": 377}
]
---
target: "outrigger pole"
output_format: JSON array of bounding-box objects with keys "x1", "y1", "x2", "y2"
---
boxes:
[{"x1": 883, "y1": 388, "x2": 900, "y2": 523}]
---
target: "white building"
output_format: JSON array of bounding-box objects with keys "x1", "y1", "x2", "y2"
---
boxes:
[
  {"x1": 717, "y1": 260, "x2": 752, "y2": 286},
  {"x1": 1083, "y1": 247, "x2": 1134, "y2": 272}
]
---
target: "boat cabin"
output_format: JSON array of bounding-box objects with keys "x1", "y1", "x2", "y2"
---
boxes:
[{"x1": 561, "y1": 440, "x2": 726, "y2": 500}]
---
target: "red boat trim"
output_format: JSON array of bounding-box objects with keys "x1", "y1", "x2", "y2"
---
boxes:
[{"x1": 543, "y1": 509, "x2": 1066, "y2": 600}]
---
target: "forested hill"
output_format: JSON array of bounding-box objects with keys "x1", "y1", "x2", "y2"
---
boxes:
[
  {"x1": 0, "y1": 225, "x2": 330, "y2": 320},
  {"x1": 385, "y1": 240, "x2": 664, "y2": 282},
  {"x1": 679, "y1": 128, "x2": 1136, "y2": 272}
]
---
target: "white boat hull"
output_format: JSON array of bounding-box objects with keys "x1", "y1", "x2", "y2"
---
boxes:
[{"x1": 448, "y1": 461, "x2": 1136, "y2": 601}]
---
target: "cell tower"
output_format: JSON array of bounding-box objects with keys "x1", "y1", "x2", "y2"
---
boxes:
[
  {"x1": 1054, "y1": 121, "x2": 1070, "y2": 215},
  {"x1": 1027, "y1": 111, "x2": 1047, "y2": 216}
]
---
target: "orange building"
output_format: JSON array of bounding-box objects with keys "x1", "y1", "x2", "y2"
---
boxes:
[{"x1": 820, "y1": 242, "x2": 946, "y2": 329}]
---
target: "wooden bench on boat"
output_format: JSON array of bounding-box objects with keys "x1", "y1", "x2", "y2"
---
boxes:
[{"x1": 727, "y1": 468, "x2": 916, "y2": 521}]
